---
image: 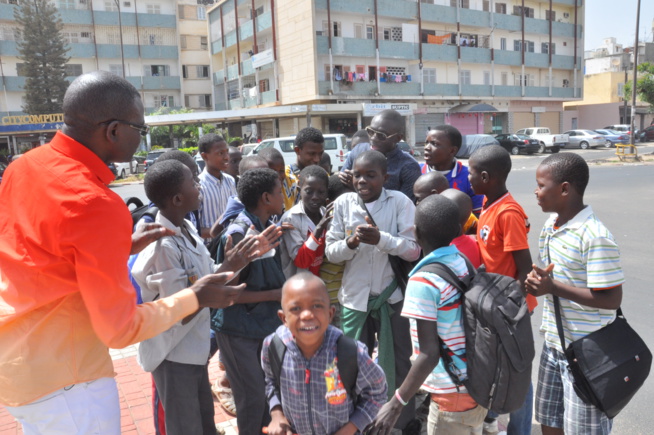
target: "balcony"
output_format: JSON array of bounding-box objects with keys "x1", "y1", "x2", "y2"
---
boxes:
[
  {"x1": 552, "y1": 54, "x2": 578, "y2": 70},
  {"x1": 242, "y1": 58, "x2": 255, "y2": 76},
  {"x1": 494, "y1": 50, "x2": 521, "y2": 66},
  {"x1": 380, "y1": 82, "x2": 420, "y2": 95},
  {"x1": 460, "y1": 8, "x2": 491, "y2": 27},
  {"x1": 424, "y1": 83, "x2": 459, "y2": 96},
  {"x1": 379, "y1": 40, "x2": 418, "y2": 60},
  {"x1": 126, "y1": 76, "x2": 181, "y2": 90},
  {"x1": 524, "y1": 17, "x2": 550, "y2": 34},
  {"x1": 59, "y1": 10, "x2": 176, "y2": 27},
  {"x1": 261, "y1": 90, "x2": 277, "y2": 104},
  {"x1": 0, "y1": 40, "x2": 19, "y2": 56},
  {"x1": 378, "y1": 0, "x2": 416, "y2": 20},
  {"x1": 68, "y1": 43, "x2": 96, "y2": 58},
  {"x1": 493, "y1": 13, "x2": 522, "y2": 31},
  {"x1": 552, "y1": 21, "x2": 577, "y2": 38},
  {"x1": 421, "y1": 4, "x2": 456, "y2": 24},
  {"x1": 315, "y1": 0, "x2": 374, "y2": 15},
  {"x1": 228, "y1": 99, "x2": 242, "y2": 110},
  {"x1": 525, "y1": 52, "x2": 549, "y2": 68},
  {"x1": 212, "y1": 40, "x2": 222, "y2": 54},
  {"x1": 3, "y1": 76, "x2": 27, "y2": 92},
  {"x1": 461, "y1": 46, "x2": 491, "y2": 64},
  {"x1": 95, "y1": 44, "x2": 178, "y2": 59},
  {"x1": 422, "y1": 43, "x2": 458, "y2": 62},
  {"x1": 240, "y1": 20, "x2": 254, "y2": 41},
  {"x1": 316, "y1": 36, "x2": 375, "y2": 57},
  {"x1": 225, "y1": 30, "x2": 237, "y2": 48},
  {"x1": 226, "y1": 64, "x2": 239, "y2": 81},
  {"x1": 256, "y1": 10, "x2": 272, "y2": 33},
  {"x1": 214, "y1": 70, "x2": 225, "y2": 82},
  {"x1": 461, "y1": 84, "x2": 492, "y2": 97},
  {"x1": 318, "y1": 81, "x2": 377, "y2": 96}
]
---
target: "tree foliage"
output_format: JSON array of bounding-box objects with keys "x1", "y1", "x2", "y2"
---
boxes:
[
  {"x1": 148, "y1": 107, "x2": 241, "y2": 148},
  {"x1": 15, "y1": 0, "x2": 70, "y2": 115},
  {"x1": 624, "y1": 62, "x2": 654, "y2": 111}
]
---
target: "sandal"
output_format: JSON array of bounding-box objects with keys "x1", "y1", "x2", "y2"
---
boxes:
[{"x1": 212, "y1": 383, "x2": 237, "y2": 416}]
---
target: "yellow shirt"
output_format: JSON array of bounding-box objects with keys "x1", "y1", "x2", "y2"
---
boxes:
[{"x1": 282, "y1": 165, "x2": 300, "y2": 212}]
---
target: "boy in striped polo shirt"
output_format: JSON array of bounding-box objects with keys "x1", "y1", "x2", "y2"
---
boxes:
[
  {"x1": 527, "y1": 153, "x2": 624, "y2": 435},
  {"x1": 371, "y1": 194, "x2": 486, "y2": 435}
]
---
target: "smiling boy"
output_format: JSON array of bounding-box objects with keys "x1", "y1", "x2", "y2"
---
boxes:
[
  {"x1": 326, "y1": 150, "x2": 421, "y2": 432},
  {"x1": 261, "y1": 273, "x2": 387, "y2": 435},
  {"x1": 198, "y1": 133, "x2": 236, "y2": 238}
]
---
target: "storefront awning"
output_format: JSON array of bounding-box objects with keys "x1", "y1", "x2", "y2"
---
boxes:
[{"x1": 449, "y1": 103, "x2": 499, "y2": 113}]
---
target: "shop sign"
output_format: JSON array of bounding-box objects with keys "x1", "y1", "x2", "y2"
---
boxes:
[{"x1": 363, "y1": 103, "x2": 413, "y2": 117}]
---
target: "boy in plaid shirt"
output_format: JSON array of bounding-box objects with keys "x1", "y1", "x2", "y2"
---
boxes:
[{"x1": 262, "y1": 273, "x2": 387, "y2": 435}]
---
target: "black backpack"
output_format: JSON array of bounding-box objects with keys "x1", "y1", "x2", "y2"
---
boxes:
[
  {"x1": 267, "y1": 333, "x2": 359, "y2": 404},
  {"x1": 419, "y1": 260, "x2": 534, "y2": 414},
  {"x1": 125, "y1": 197, "x2": 158, "y2": 228}
]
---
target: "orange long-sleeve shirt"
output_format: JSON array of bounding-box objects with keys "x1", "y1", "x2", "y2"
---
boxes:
[{"x1": 0, "y1": 132, "x2": 198, "y2": 406}]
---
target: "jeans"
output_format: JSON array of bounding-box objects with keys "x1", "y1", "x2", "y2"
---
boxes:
[{"x1": 487, "y1": 382, "x2": 534, "y2": 435}]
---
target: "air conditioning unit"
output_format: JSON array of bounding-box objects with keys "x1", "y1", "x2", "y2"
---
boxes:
[{"x1": 563, "y1": 12, "x2": 569, "y2": 18}]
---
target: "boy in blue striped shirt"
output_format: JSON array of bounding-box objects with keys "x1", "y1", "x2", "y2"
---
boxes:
[{"x1": 527, "y1": 153, "x2": 624, "y2": 435}]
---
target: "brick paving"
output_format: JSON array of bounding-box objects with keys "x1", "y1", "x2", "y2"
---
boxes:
[{"x1": 0, "y1": 345, "x2": 238, "y2": 435}]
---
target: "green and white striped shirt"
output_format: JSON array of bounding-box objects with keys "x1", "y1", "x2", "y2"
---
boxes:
[{"x1": 538, "y1": 206, "x2": 624, "y2": 353}]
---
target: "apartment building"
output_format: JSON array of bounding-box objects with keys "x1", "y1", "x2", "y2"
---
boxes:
[
  {"x1": 208, "y1": 0, "x2": 584, "y2": 144},
  {"x1": 0, "y1": 0, "x2": 212, "y2": 151}
]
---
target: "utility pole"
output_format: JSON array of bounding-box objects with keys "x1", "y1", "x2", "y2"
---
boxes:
[
  {"x1": 630, "y1": 0, "x2": 641, "y2": 145},
  {"x1": 115, "y1": 0, "x2": 126, "y2": 77}
]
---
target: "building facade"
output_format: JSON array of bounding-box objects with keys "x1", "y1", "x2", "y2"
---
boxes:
[
  {"x1": 0, "y1": 0, "x2": 212, "y2": 152},
  {"x1": 208, "y1": 0, "x2": 584, "y2": 144}
]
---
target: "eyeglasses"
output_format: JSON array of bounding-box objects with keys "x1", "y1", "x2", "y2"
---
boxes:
[
  {"x1": 366, "y1": 126, "x2": 400, "y2": 141},
  {"x1": 99, "y1": 119, "x2": 150, "y2": 137}
]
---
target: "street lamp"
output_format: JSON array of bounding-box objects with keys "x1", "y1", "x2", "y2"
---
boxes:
[
  {"x1": 114, "y1": 0, "x2": 126, "y2": 78},
  {"x1": 630, "y1": 0, "x2": 641, "y2": 145}
]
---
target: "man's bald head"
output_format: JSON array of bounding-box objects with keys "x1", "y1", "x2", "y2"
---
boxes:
[{"x1": 63, "y1": 71, "x2": 142, "y2": 132}]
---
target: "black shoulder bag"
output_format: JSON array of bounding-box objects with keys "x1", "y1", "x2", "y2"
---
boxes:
[
  {"x1": 550, "y1": 237, "x2": 651, "y2": 418},
  {"x1": 357, "y1": 195, "x2": 417, "y2": 293}
]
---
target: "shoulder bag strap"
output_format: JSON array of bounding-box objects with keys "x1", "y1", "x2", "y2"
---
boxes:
[
  {"x1": 356, "y1": 195, "x2": 377, "y2": 227},
  {"x1": 267, "y1": 333, "x2": 286, "y2": 402}
]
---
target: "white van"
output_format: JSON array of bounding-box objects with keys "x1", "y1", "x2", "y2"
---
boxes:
[{"x1": 252, "y1": 134, "x2": 348, "y2": 173}]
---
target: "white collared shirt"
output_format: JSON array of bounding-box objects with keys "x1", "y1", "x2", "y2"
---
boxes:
[
  {"x1": 132, "y1": 213, "x2": 219, "y2": 371},
  {"x1": 198, "y1": 168, "x2": 236, "y2": 230}
]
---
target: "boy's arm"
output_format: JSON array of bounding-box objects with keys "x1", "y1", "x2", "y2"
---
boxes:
[
  {"x1": 325, "y1": 199, "x2": 359, "y2": 264},
  {"x1": 511, "y1": 249, "x2": 533, "y2": 289},
  {"x1": 369, "y1": 319, "x2": 440, "y2": 435},
  {"x1": 376, "y1": 196, "x2": 421, "y2": 262},
  {"x1": 261, "y1": 337, "x2": 294, "y2": 435}
]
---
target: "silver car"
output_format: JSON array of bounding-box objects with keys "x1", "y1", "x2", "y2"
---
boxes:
[{"x1": 563, "y1": 130, "x2": 607, "y2": 149}]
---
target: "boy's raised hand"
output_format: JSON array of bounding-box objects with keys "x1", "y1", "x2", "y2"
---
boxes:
[
  {"x1": 525, "y1": 263, "x2": 556, "y2": 297},
  {"x1": 314, "y1": 203, "x2": 334, "y2": 239},
  {"x1": 338, "y1": 169, "x2": 354, "y2": 189},
  {"x1": 130, "y1": 222, "x2": 176, "y2": 255},
  {"x1": 356, "y1": 216, "x2": 381, "y2": 245},
  {"x1": 221, "y1": 225, "x2": 283, "y2": 273},
  {"x1": 190, "y1": 272, "x2": 245, "y2": 308}
]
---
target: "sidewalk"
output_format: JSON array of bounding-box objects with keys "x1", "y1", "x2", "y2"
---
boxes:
[{"x1": 0, "y1": 345, "x2": 238, "y2": 435}]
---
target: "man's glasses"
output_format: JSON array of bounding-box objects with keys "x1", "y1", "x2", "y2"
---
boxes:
[
  {"x1": 99, "y1": 119, "x2": 150, "y2": 137},
  {"x1": 366, "y1": 126, "x2": 399, "y2": 141}
]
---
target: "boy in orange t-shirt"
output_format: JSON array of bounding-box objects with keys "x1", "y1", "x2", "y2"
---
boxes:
[{"x1": 467, "y1": 145, "x2": 534, "y2": 435}]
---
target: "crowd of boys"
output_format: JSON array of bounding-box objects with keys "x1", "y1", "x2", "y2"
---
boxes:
[{"x1": 0, "y1": 72, "x2": 625, "y2": 435}]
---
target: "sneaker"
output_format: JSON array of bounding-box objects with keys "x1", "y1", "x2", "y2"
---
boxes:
[{"x1": 483, "y1": 419, "x2": 499, "y2": 435}]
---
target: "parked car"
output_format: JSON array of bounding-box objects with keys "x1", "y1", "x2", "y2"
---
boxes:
[
  {"x1": 514, "y1": 127, "x2": 568, "y2": 153},
  {"x1": 456, "y1": 134, "x2": 500, "y2": 159},
  {"x1": 144, "y1": 148, "x2": 173, "y2": 171},
  {"x1": 113, "y1": 159, "x2": 138, "y2": 179},
  {"x1": 239, "y1": 143, "x2": 257, "y2": 156},
  {"x1": 603, "y1": 124, "x2": 631, "y2": 135},
  {"x1": 494, "y1": 134, "x2": 540, "y2": 155},
  {"x1": 252, "y1": 134, "x2": 348, "y2": 173},
  {"x1": 638, "y1": 125, "x2": 654, "y2": 143},
  {"x1": 194, "y1": 153, "x2": 205, "y2": 172},
  {"x1": 593, "y1": 129, "x2": 629, "y2": 148},
  {"x1": 107, "y1": 163, "x2": 118, "y2": 177},
  {"x1": 563, "y1": 130, "x2": 607, "y2": 149}
]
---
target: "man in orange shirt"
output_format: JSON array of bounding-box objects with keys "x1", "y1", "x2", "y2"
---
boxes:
[
  {"x1": 0, "y1": 71, "x2": 249, "y2": 433},
  {"x1": 468, "y1": 145, "x2": 535, "y2": 435}
]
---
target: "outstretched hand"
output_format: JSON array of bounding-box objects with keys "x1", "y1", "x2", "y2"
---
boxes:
[
  {"x1": 356, "y1": 216, "x2": 380, "y2": 245},
  {"x1": 221, "y1": 224, "x2": 283, "y2": 273},
  {"x1": 130, "y1": 222, "x2": 175, "y2": 255},
  {"x1": 525, "y1": 263, "x2": 555, "y2": 297},
  {"x1": 367, "y1": 400, "x2": 403, "y2": 435},
  {"x1": 191, "y1": 272, "x2": 245, "y2": 309},
  {"x1": 314, "y1": 203, "x2": 334, "y2": 239}
]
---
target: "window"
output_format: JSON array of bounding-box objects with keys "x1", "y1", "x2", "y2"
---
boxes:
[
  {"x1": 459, "y1": 70, "x2": 471, "y2": 85},
  {"x1": 148, "y1": 34, "x2": 160, "y2": 45},
  {"x1": 81, "y1": 31, "x2": 92, "y2": 39},
  {"x1": 200, "y1": 36, "x2": 208, "y2": 50},
  {"x1": 513, "y1": 6, "x2": 534, "y2": 18},
  {"x1": 514, "y1": 74, "x2": 534, "y2": 86},
  {"x1": 123, "y1": 1, "x2": 131, "y2": 7},
  {"x1": 500, "y1": 37, "x2": 506, "y2": 50},
  {"x1": 383, "y1": 28, "x2": 391, "y2": 41},
  {"x1": 259, "y1": 79, "x2": 270, "y2": 93},
  {"x1": 495, "y1": 2, "x2": 506, "y2": 14},
  {"x1": 424, "y1": 68, "x2": 436, "y2": 84},
  {"x1": 541, "y1": 42, "x2": 556, "y2": 54},
  {"x1": 501, "y1": 71, "x2": 508, "y2": 86},
  {"x1": 366, "y1": 25, "x2": 375, "y2": 40},
  {"x1": 545, "y1": 10, "x2": 556, "y2": 21},
  {"x1": 196, "y1": 65, "x2": 209, "y2": 78},
  {"x1": 154, "y1": 95, "x2": 174, "y2": 108},
  {"x1": 450, "y1": 0, "x2": 469, "y2": 7},
  {"x1": 104, "y1": 1, "x2": 118, "y2": 11},
  {"x1": 483, "y1": 0, "x2": 490, "y2": 12},
  {"x1": 59, "y1": 0, "x2": 76, "y2": 9},
  {"x1": 197, "y1": 5, "x2": 206, "y2": 19},
  {"x1": 332, "y1": 21, "x2": 341, "y2": 37},
  {"x1": 62, "y1": 32, "x2": 79, "y2": 43},
  {"x1": 182, "y1": 65, "x2": 187, "y2": 78},
  {"x1": 109, "y1": 64, "x2": 123, "y2": 77},
  {"x1": 178, "y1": 4, "x2": 186, "y2": 18},
  {"x1": 483, "y1": 71, "x2": 491, "y2": 85},
  {"x1": 201, "y1": 94, "x2": 211, "y2": 107},
  {"x1": 354, "y1": 24, "x2": 363, "y2": 39},
  {"x1": 146, "y1": 65, "x2": 170, "y2": 76},
  {"x1": 65, "y1": 64, "x2": 83, "y2": 76},
  {"x1": 146, "y1": 4, "x2": 160, "y2": 14},
  {"x1": 514, "y1": 40, "x2": 534, "y2": 52},
  {"x1": 254, "y1": 6, "x2": 264, "y2": 17},
  {"x1": 180, "y1": 35, "x2": 187, "y2": 49}
]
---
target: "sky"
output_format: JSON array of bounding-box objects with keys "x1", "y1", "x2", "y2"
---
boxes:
[{"x1": 584, "y1": 0, "x2": 654, "y2": 51}]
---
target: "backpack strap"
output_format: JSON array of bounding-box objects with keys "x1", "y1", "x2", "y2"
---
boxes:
[
  {"x1": 266, "y1": 333, "x2": 360, "y2": 404},
  {"x1": 336, "y1": 335, "x2": 359, "y2": 401},
  {"x1": 267, "y1": 333, "x2": 286, "y2": 403}
]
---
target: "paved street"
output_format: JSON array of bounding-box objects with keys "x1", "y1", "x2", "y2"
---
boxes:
[{"x1": 6, "y1": 145, "x2": 644, "y2": 435}]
